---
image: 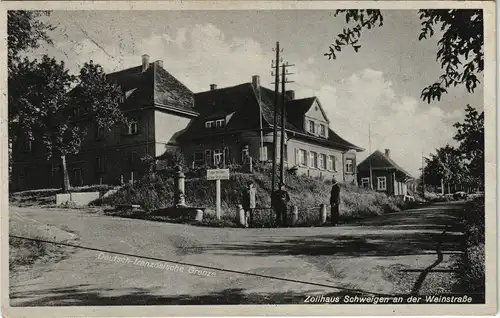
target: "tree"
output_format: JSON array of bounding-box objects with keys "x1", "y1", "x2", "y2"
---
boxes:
[
  {"x1": 424, "y1": 145, "x2": 466, "y2": 193},
  {"x1": 10, "y1": 56, "x2": 125, "y2": 191},
  {"x1": 453, "y1": 105, "x2": 484, "y2": 188},
  {"x1": 8, "y1": 10, "x2": 54, "y2": 74},
  {"x1": 325, "y1": 10, "x2": 483, "y2": 103},
  {"x1": 8, "y1": 11, "x2": 54, "y2": 184}
]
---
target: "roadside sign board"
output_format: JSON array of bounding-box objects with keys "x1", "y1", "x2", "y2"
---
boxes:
[
  {"x1": 206, "y1": 168, "x2": 230, "y2": 220},
  {"x1": 207, "y1": 169, "x2": 230, "y2": 180}
]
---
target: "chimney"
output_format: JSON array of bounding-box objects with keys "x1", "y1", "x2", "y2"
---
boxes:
[
  {"x1": 141, "y1": 54, "x2": 150, "y2": 72},
  {"x1": 210, "y1": 84, "x2": 217, "y2": 91},
  {"x1": 155, "y1": 60, "x2": 163, "y2": 68},
  {"x1": 252, "y1": 75, "x2": 260, "y2": 89},
  {"x1": 385, "y1": 149, "x2": 390, "y2": 158},
  {"x1": 285, "y1": 90, "x2": 295, "y2": 100}
]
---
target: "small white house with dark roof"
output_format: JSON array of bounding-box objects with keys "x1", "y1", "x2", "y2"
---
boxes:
[{"x1": 357, "y1": 149, "x2": 413, "y2": 196}]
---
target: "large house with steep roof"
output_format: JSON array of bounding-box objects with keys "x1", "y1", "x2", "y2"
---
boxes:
[
  {"x1": 357, "y1": 149, "x2": 413, "y2": 196},
  {"x1": 179, "y1": 75, "x2": 364, "y2": 182},
  {"x1": 11, "y1": 54, "x2": 363, "y2": 191}
]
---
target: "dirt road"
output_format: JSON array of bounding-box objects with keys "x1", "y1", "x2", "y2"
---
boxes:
[{"x1": 9, "y1": 202, "x2": 465, "y2": 305}]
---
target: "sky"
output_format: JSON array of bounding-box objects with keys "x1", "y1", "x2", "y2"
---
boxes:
[{"x1": 29, "y1": 10, "x2": 483, "y2": 177}]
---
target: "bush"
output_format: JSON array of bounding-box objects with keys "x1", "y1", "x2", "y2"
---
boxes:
[
  {"x1": 462, "y1": 244, "x2": 485, "y2": 295},
  {"x1": 93, "y1": 173, "x2": 175, "y2": 212},
  {"x1": 460, "y1": 197, "x2": 485, "y2": 295}
]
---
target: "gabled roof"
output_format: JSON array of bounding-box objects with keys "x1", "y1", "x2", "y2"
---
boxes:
[
  {"x1": 179, "y1": 82, "x2": 363, "y2": 152},
  {"x1": 286, "y1": 97, "x2": 316, "y2": 130},
  {"x1": 106, "y1": 61, "x2": 197, "y2": 115},
  {"x1": 358, "y1": 150, "x2": 412, "y2": 178}
]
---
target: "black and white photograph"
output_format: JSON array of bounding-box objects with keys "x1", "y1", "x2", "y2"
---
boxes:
[{"x1": 2, "y1": 1, "x2": 496, "y2": 316}]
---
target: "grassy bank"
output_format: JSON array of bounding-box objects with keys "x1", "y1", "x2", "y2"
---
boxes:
[
  {"x1": 9, "y1": 185, "x2": 115, "y2": 207},
  {"x1": 460, "y1": 197, "x2": 485, "y2": 297},
  {"x1": 93, "y1": 171, "x2": 405, "y2": 227}
]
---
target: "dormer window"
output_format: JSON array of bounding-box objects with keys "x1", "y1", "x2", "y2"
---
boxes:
[
  {"x1": 215, "y1": 119, "x2": 225, "y2": 128},
  {"x1": 206, "y1": 119, "x2": 225, "y2": 128},
  {"x1": 320, "y1": 124, "x2": 326, "y2": 137},
  {"x1": 308, "y1": 120, "x2": 315, "y2": 134}
]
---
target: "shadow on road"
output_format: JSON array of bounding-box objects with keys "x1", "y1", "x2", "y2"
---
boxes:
[
  {"x1": 9, "y1": 285, "x2": 379, "y2": 306},
  {"x1": 184, "y1": 206, "x2": 465, "y2": 258}
]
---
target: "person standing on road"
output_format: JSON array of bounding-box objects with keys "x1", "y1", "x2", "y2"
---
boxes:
[
  {"x1": 242, "y1": 181, "x2": 256, "y2": 228},
  {"x1": 330, "y1": 176, "x2": 341, "y2": 226},
  {"x1": 272, "y1": 183, "x2": 290, "y2": 227}
]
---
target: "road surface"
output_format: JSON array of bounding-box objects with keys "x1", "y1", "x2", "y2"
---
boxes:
[{"x1": 9, "y1": 202, "x2": 465, "y2": 305}]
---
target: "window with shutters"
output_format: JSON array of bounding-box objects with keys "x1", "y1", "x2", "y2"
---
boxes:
[
  {"x1": 319, "y1": 154, "x2": 327, "y2": 170},
  {"x1": 193, "y1": 152, "x2": 204, "y2": 166},
  {"x1": 298, "y1": 149, "x2": 307, "y2": 166},
  {"x1": 124, "y1": 117, "x2": 139, "y2": 135},
  {"x1": 95, "y1": 156, "x2": 106, "y2": 174},
  {"x1": 377, "y1": 177, "x2": 387, "y2": 191},
  {"x1": 215, "y1": 119, "x2": 225, "y2": 128},
  {"x1": 242, "y1": 147, "x2": 250, "y2": 164},
  {"x1": 328, "y1": 155, "x2": 337, "y2": 171},
  {"x1": 213, "y1": 149, "x2": 223, "y2": 167},
  {"x1": 320, "y1": 124, "x2": 326, "y2": 137},
  {"x1": 223, "y1": 147, "x2": 231, "y2": 165},
  {"x1": 205, "y1": 149, "x2": 212, "y2": 166},
  {"x1": 308, "y1": 120, "x2": 315, "y2": 134},
  {"x1": 260, "y1": 144, "x2": 268, "y2": 161},
  {"x1": 310, "y1": 151, "x2": 318, "y2": 168},
  {"x1": 345, "y1": 158, "x2": 354, "y2": 173},
  {"x1": 361, "y1": 177, "x2": 370, "y2": 188}
]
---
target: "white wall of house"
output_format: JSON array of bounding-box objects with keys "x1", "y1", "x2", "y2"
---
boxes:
[
  {"x1": 303, "y1": 100, "x2": 329, "y2": 138},
  {"x1": 154, "y1": 110, "x2": 193, "y2": 157},
  {"x1": 286, "y1": 138, "x2": 354, "y2": 181}
]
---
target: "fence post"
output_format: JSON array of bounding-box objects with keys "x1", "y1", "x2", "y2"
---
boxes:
[
  {"x1": 320, "y1": 203, "x2": 327, "y2": 225},
  {"x1": 291, "y1": 206, "x2": 298, "y2": 226},
  {"x1": 195, "y1": 209, "x2": 204, "y2": 222},
  {"x1": 237, "y1": 204, "x2": 246, "y2": 227},
  {"x1": 174, "y1": 166, "x2": 186, "y2": 207}
]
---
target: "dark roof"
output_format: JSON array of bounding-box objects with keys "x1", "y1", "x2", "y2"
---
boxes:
[
  {"x1": 186, "y1": 83, "x2": 263, "y2": 134},
  {"x1": 327, "y1": 128, "x2": 364, "y2": 151},
  {"x1": 106, "y1": 62, "x2": 197, "y2": 115},
  {"x1": 179, "y1": 82, "x2": 363, "y2": 152},
  {"x1": 358, "y1": 150, "x2": 412, "y2": 178},
  {"x1": 285, "y1": 97, "x2": 316, "y2": 130}
]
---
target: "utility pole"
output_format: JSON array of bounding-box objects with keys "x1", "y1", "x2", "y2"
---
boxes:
[
  {"x1": 368, "y1": 124, "x2": 373, "y2": 189},
  {"x1": 279, "y1": 62, "x2": 294, "y2": 186},
  {"x1": 421, "y1": 152, "x2": 425, "y2": 199},
  {"x1": 271, "y1": 42, "x2": 281, "y2": 193},
  {"x1": 257, "y1": 79, "x2": 264, "y2": 161}
]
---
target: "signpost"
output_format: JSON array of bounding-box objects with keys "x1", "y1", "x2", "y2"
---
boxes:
[{"x1": 207, "y1": 169, "x2": 230, "y2": 220}]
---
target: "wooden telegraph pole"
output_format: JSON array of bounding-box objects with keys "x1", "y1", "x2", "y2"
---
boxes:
[
  {"x1": 421, "y1": 152, "x2": 425, "y2": 199},
  {"x1": 271, "y1": 42, "x2": 281, "y2": 193},
  {"x1": 279, "y1": 62, "x2": 294, "y2": 186},
  {"x1": 369, "y1": 124, "x2": 373, "y2": 189}
]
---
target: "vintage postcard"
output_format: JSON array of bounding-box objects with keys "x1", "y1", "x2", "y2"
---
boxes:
[{"x1": 0, "y1": 1, "x2": 496, "y2": 317}]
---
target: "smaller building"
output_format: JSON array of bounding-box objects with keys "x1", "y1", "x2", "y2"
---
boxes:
[{"x1": 357, "y1": 149, "x2": 413, "y2": 196}]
